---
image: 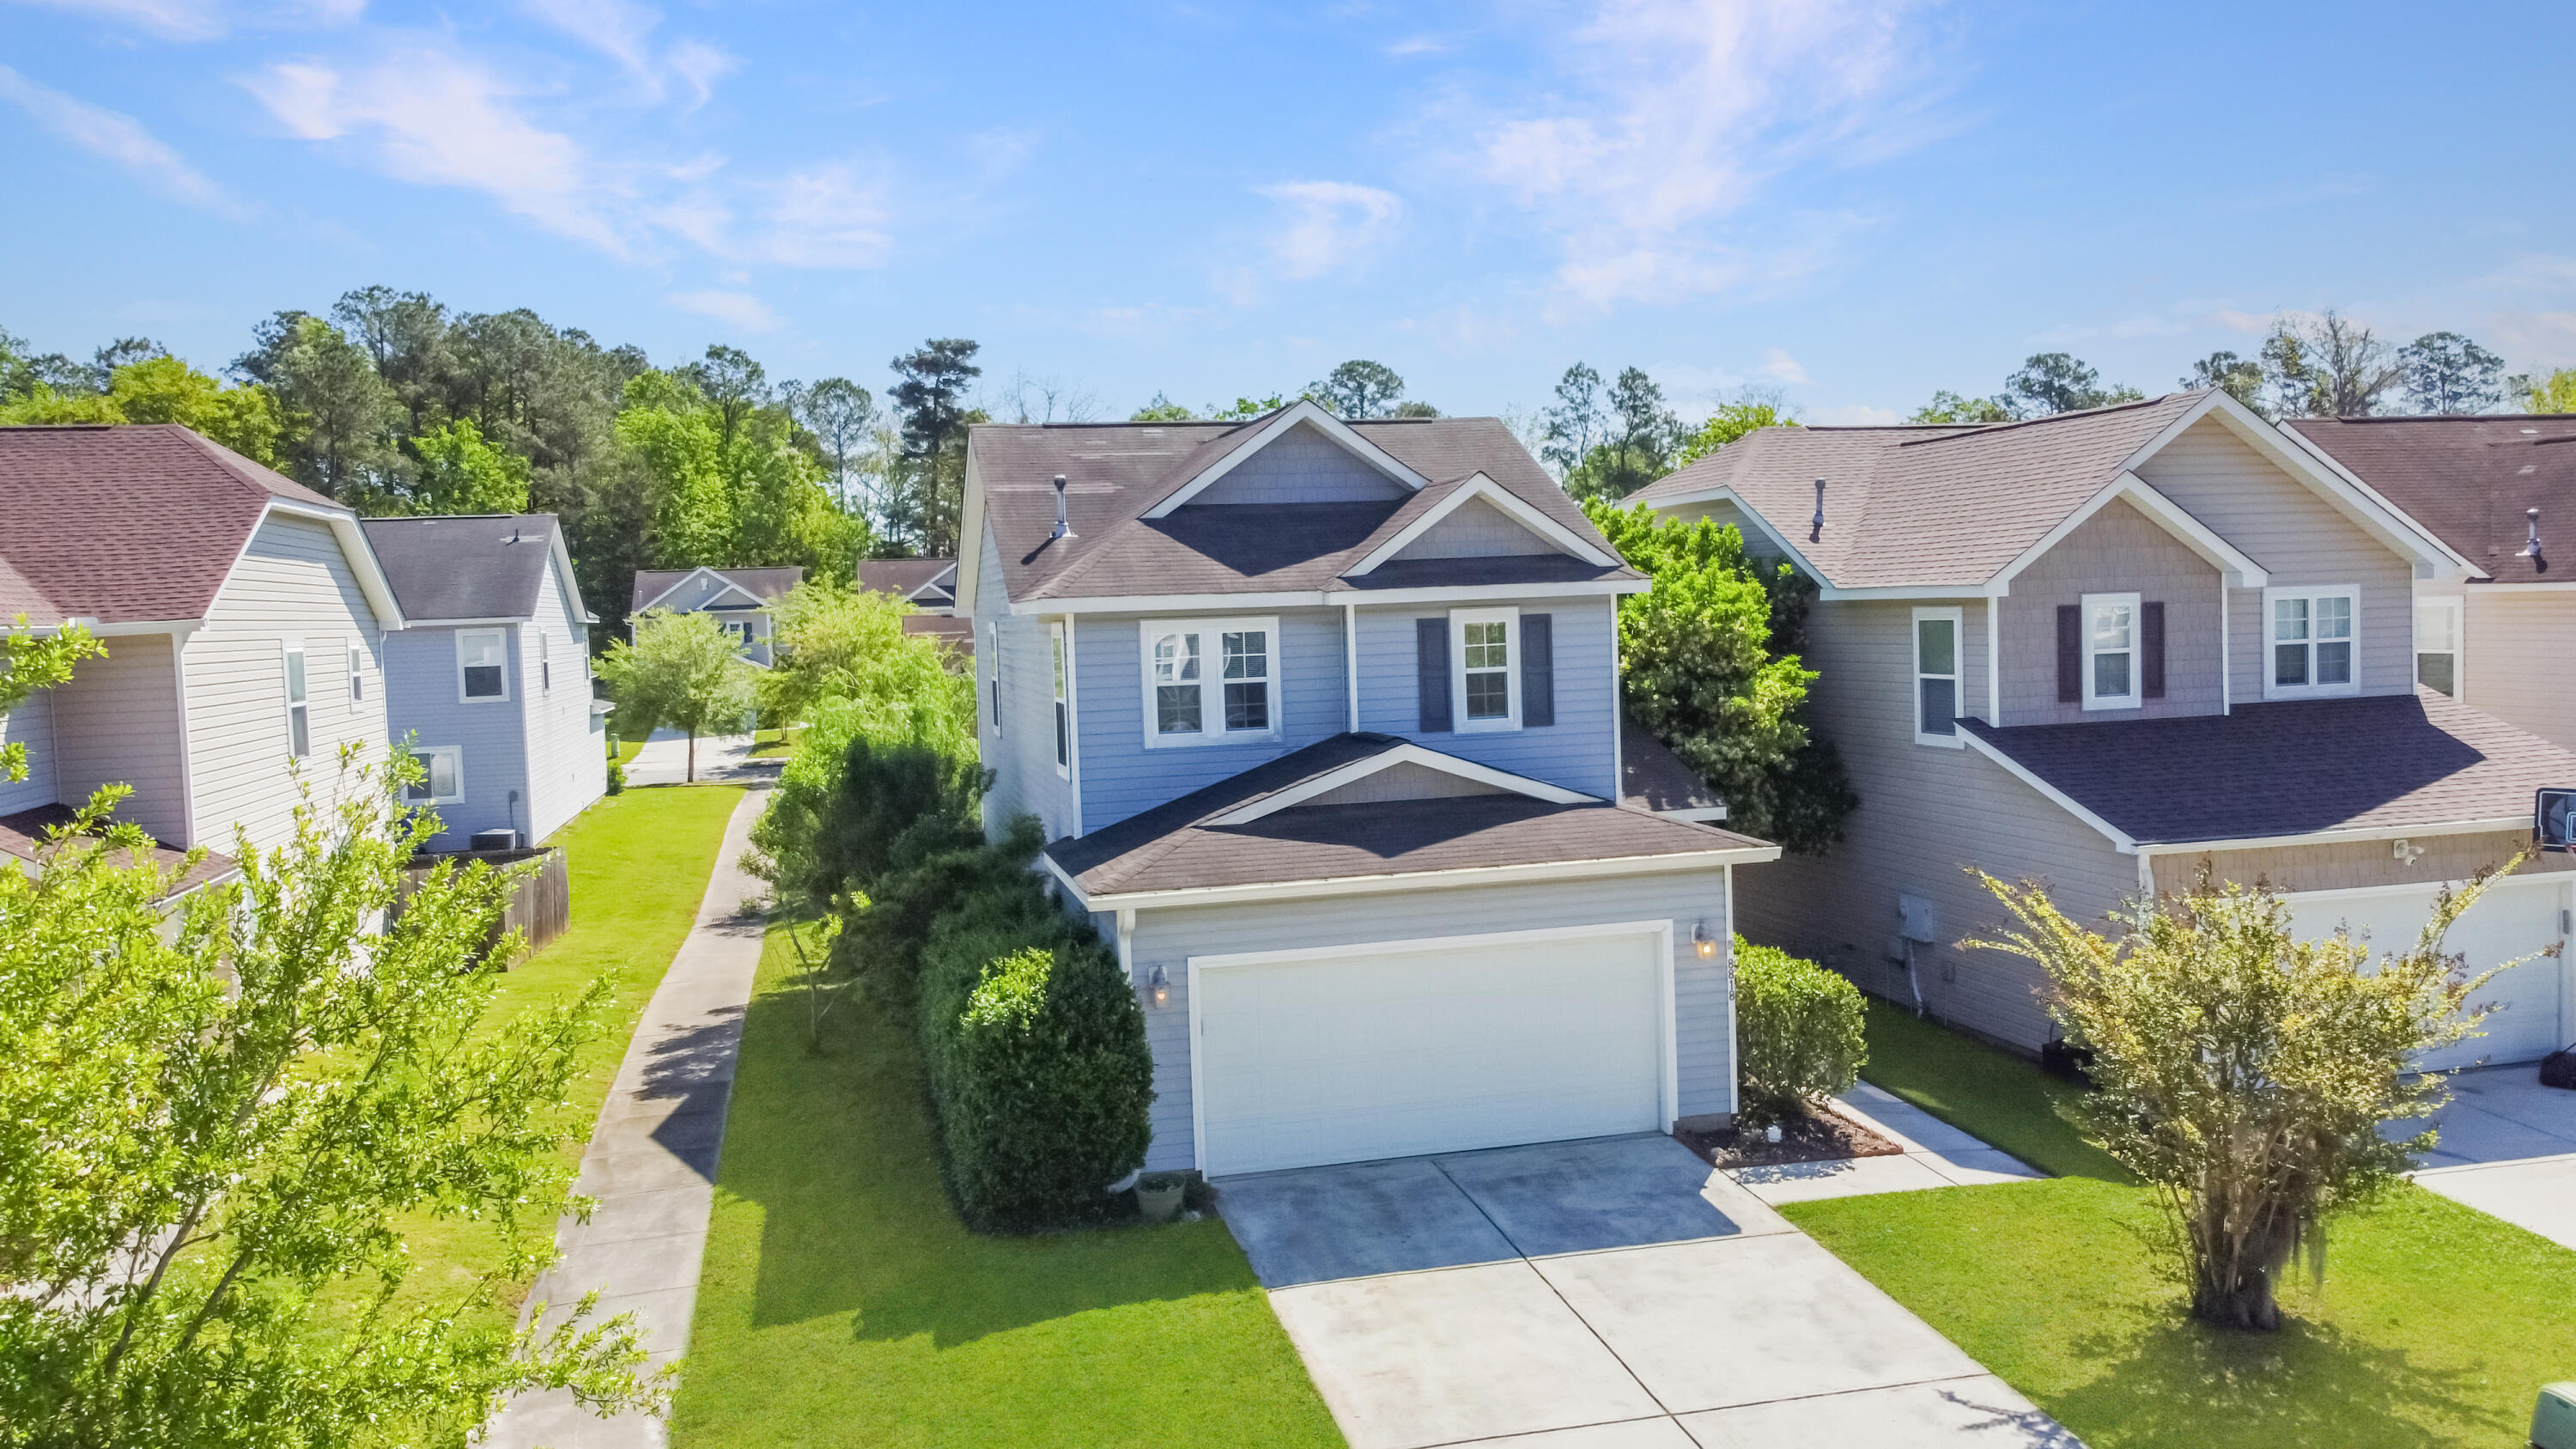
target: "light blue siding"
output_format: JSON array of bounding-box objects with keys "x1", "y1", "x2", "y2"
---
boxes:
[
  {"x1": 1188, "y1": 421, "x2": 1409, "y2": 505},
  {"x1": 1072, "y1": 607, "x2": 1347, "y2": 826},
  {"x1": 1352, "y1": 595, "x2": 1619, "y2": 800},
  {"x1": 383, "y1": 625, "x2": 531, "y2": 849}
]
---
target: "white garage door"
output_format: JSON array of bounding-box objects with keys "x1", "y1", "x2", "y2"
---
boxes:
[
  {"x1": 2289, "y1": 877, "x2": 2570, "y2": 1070},
  {"x1": 1192, "y1": 923, "x2": 1669, "y2": 1177}
]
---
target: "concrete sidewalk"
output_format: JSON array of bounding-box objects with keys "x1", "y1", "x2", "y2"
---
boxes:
[
  {"x1": 2409, "y1": 1065, "x2": 2576, "y2": 1250},
  {"x1": 485, "y1": 785, "x2": 772, "y2": 1449},
  {"x1": 1724, "y1": 1082, "x2": 2046, "y2": 1206},
  {"x1": 625, "y1": 731, "x2": 765, "y2": 787}
]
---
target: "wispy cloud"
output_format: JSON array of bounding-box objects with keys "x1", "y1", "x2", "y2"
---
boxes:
[
  {"x1": 667, "y1": 289, "x2": 780, "y2": 332},
  {"x1": 12, "y1": 0, "x2": 363, "y2": 42},
  {"x1": 1256, "y1": 180, "x2": 1403, "y2": 280},
  {"x1": 1759, "y1": 346, "x2": 1808, "y2": 383},
  {"x1": 518, "y1": 0, "x2": 736, "y2": 107},
  {"x1": 0, "y1": 63, "x2": 243, "y2": 215}
]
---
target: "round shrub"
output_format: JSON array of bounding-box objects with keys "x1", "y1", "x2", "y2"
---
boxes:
[{"x1": 1735, "y1": 937, "x2": 1867, "y2": 1128}]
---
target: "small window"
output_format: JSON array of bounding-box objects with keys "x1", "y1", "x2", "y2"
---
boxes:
[
  {"x1": 347, "y1": 640, "x2": 365, "y2": 703},
  {"x1": 404, "y1": 746, "x2": 464, "y2": 806},
  {"x1": 2266, "y1": 587, "x2": 2359, "y2": 698},
  {"x1": 1450, "y1": 606, "x2": 1521, "y2": 731},
  {"x1": 1912, "y1": 607, "x2": 1963, "y2": 745},
  {"x1": 2415, "y1": 597, "x2": 2459, "y2": 696},
  {"x1": 540, "y1": 631, "x2": 551, "y2": 692},
  {"x1": 987, "y1": 623, "x2": 1003, "y2": 736},
  {"x1": 1050, "y1": 622, "x2": 1070, "y2": 777},
  {"x1": 1140, "y1": 617, "x2": 1280, "y2": 747},
  {"x1": 458, "y1": 629, "x2": 508, "y2": 702},
  {"x1": 282, "y1": 641, "x2": 310, "y2": 758},
  {"x1": 2081, "y1": 592, "x2": 2142, "y2": 710}
]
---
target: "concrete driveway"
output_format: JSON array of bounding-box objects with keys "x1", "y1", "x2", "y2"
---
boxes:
[
  {"x1": 2410, "y1": 1066, "x2": 2576, "y2": 1250},
  {"x1": 1219, "y1": 1134, "x2": 2078, "y2": 1449}
]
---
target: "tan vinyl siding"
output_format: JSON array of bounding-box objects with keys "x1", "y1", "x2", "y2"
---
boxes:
[
  {"x1": 2131, "y1": 416, "x2": 2414, "y2": 703},
  {"x1": 2148, "y1": 830, "x2": 2574, "y2": 897},
  {"x1": 1999, "y1": 496, "x2": 2224, "y2": 724},
  {"x1": 51, "y1": 633, "x2": 188, "y2": 843},
  {"x1": 1732, "y1": 598, "x2": 2135, "y2": 1049},
  {"x1": 185, "y1": 514, "x2": 390, "y2": 853},
  {"x1": 2458, "y1": 588, "x2": 2576, "y2": 752}
]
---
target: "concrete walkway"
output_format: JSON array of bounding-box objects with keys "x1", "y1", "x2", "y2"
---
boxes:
[
  {"x1": 486, "y1": 785, "x2": 772, "y2": 1449},
  {"x1": 625, "y1": 731, "x2": 766, "y2": 788},
  {"x1": 2409, "y1": 1064, "x2": 2576, "y2": 1250},
  {"x1": 1725, "y1": 1083, "x2": 2045, "y2": 1206}
]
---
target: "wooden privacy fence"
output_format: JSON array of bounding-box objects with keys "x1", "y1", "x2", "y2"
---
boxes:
[{"x1": 393, "y1": 844, "x2": 571, "y2": 961}]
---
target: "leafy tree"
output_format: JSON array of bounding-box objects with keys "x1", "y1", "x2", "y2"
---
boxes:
[
  {"x1": 1205, "y1": 393, "x2": 1290, "y2": 422},
  {"x1": 2518, "y1": 367, "x2": 2576, "y2": 413},
  {"x1": 1969, "y1": 866, "x2": 2523, "y2": 1331},
  {"x1": 2397, "y1": 331, "x2": 2505, "y2": 414},
  {"x1": 1676, "y1": 394, "x2": 1798, "y2": 466},
  {"x1": 234, "y1": 313, "x2": 400, "y2": 498},
  {"x1": 596, "y1": 608, "x2": 759, "y2": 780},
  {"x1": 0, "y1": 356, "x2": 283, "y2": 465},
  {"x1": 2261, "y1": 310, "x2": 2399, "y2": 418},
  {"x1": 1309, "y1": 359, "x2": 1406, "y2": 418},
  {"x1": 1541, "y1": 362, "x2": 1607, "y2": 474},
  {"x1": 1907, "y1": 390, "x2": 2013, "y2": 424},
  {"x1": 887, "y1": 338, "x2": 982, "y2": 557},
  {"x1": 3, "y1": 618, "x2": 104, "y2": 782},
  {"x1": 613, "y1": 373, "x2": 735, "y2": 565},
  {"x1": 1563, "y1": 367, "x2": 1680, "y2": 502},
  {"x1": 404, "y1": 417, "x2": 532, "y2": 514},
  {"x1": 87, "y1": 336, "x2": 167, "y2": 389},
  {"x1": 0, "y1": 752, "x2": 665, "y2": 1446},
  {"x1": 1391, "y1": 399, "x2": 1440, "y2": 417},
  {"x1": 330, "y1": 286, "x2": 453, "y2": 436},
  {"x1": 1582, "y1": 502, "x2": 1853, "y2": 850},
  {"x1": 681, "y1": 344, "x2": 770, "y2": 452},
  {"x1": 0, "y1": 324, "x2": 94, "y2": 400},
  {"x1": 784, "y1": 377, "x2": 879, "y2": 510},
  {"x1": 2182, "y1": 351, "x2": 2269, "y2": 416},
  {"x1": 2000, "y1": 353, "x2": 2143, "y2": 418},
  {"x1": 1129, "y1": 393, "x2": 1194, "y2": 422}
]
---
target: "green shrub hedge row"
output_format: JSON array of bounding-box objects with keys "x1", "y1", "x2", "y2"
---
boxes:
[{"x1": 1734, "y1": 936, "x2": 1868, "y2": 1128}]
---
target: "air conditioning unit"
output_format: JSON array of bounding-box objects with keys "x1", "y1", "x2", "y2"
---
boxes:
[
  {"x1": 2535, "y1": 1383, "x2": 2576, "y2": 1449},
  {"x1": 468, "y1": 829, "x2": 520, "y2": 852}
]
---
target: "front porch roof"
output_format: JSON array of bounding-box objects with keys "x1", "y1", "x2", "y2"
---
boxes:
[
  {"x1": 1958, "y1": 690, "x2": 2576, "y2": 851},
  {"x1": 0, "y1": 804, "x2": 239, "y2": 898}
]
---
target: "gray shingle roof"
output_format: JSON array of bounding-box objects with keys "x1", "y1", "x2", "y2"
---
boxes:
[
  {"x1": 1046, "y1": 733, "x2": 1767, "y2": 898},
  {"x1": 858, "y1": 557, "x2": 956, "y2": 602},
  {"x1": 630, "y1": 565, "x2": 805, "y2": 612},
  {"x1": 360, "y1": 514, "x2": 562, "y2": 622},
  {"x1": 1628, "y1": 393, "x2": 2210, "y2": 588},
  {"x1": 2287, "y1": 415, "x2": 2576, "y2": 583},
  {"x1": 1620, "y1": 722, "x2": 1722, "y2": 815},
  {"x1": 1959, "y1": 691, "x2": 2576, "y2": 846},
  {"x1": 972, "y1": 413, "x2": 1639, "y2": 604}
]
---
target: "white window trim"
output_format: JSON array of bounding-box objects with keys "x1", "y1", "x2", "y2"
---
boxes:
[
  {"x1": 2081, "y1": 591, "x2": 2143, "y2": 711},
  {"x1": 280, "y1": 638, "x2": 310, "y2": 758},
  {"x1": 405, "y1": 745, "x2": 465, "y2": 806},
  {"x1": 2263, "y1": 584, "x2": 2361, "y2": 700},
  {"x1": 1450, "y1": 606, "x2": 1522, "y2": 733},
  {"x1": 456, "y1": 626, "x2": 512, "y2": 703},
  {"x1": 1050, "y1": 621, "x2": 1071, "y2": 778},
  {"x1": 2415, "y1": 594, "x2": 2463, "y2": 697},
  {"x1": 1911, "y1": 606, "x2": 1965, "y2": 747},
  {"x1": 1139, "y1": 616, "x2": 1284, "y2": 749}
]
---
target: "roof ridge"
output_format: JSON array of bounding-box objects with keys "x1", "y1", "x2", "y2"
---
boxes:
[{"x1": 1894, "y1": 389, "x2": 2202, "y2": 447}]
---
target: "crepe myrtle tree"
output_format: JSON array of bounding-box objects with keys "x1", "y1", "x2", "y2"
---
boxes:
[
  {"x1": 0, "y1": 748, "x2": 666, "y2": 1447},
  {"x1": 597, "y1": 607, "x2": 760, "y2": 781},
  {"x1": 3, "y1": 614, "x2": 104, "y2": 783},
  {"x1": 1967, "y1": 865, "x2": 2533, "y2": 1332}
]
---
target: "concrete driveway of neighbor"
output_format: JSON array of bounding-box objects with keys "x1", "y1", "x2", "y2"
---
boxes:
[
  {"x1": 625, "y1": 730, "x2": 768, "y2": 787},
  {"x1": 2409, "y1": 1065, "x2": 2576, "y2": 1251},
  {"x1": 1218, "y1": 1134, "x2": 2081, "y2": 1449}
]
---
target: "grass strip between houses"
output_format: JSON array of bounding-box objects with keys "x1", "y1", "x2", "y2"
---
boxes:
[
  {"x1": 669, "y1": 919, "x2": 1346, "y2": 1449},
  {"x1": 1790, "y1": 1004, "x2": 2576, "y2": 1448}
]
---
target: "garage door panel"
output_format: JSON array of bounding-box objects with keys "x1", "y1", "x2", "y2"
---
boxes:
[
  {"x1": 2289, "y1": 879, "x2": 2567, "y2": 1070},
  {"x1": 1196, "y1": 929, "x2": 1665, "y2": 1176}
]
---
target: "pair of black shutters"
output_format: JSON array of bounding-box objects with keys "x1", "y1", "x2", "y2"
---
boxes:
[
  {"x1": 1415, "y1": 613, "x2": 1552, "y2": 731},
  {"x1": 2055, "y1": 601, "x2": 2165, "y2": 703}
]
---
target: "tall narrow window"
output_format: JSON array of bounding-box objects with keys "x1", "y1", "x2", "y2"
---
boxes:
[
  {"x1": 282, "y1": 641, "x2": 310, "y2": 758},
  {"x1": 2266, "y1": 588, "x2": 2359, "y2": 698},
  {"x1": 1152, "y1": 629, "x2": 1203, "y2": 736},
  {"x1": 1449, "y1": 606, "x2": 1521, "y2": 730},
  {"x1": 458, "y1": 629, "x2": 508, "y2": 701},
  {"x1": 2081, "y1": 592, "x2": 2142, "y2": 709},
  {"x1": 347, "y1": 640, "x2": 365, "y2": 703},
  {"x1": 987, "y1": 623, "x2": 1002, "y2": 736},
  {"x1": 2415, "y1": 597, "x2": 2459, "y2": 696},
  {"x1": 1222, "y1": 629, "x2": 1270, "y2": 731},
  {"x1": 1140, "y1": 618, "x2": 1281, "y2": 746},
  {"x1": 539, "y1": 631, "x2": 552, "y2": 691},
  {"x1": 1912, "y1": 607, "x2": 1962, "y2": 744},
  {"x1": 1050, "y1": 622, "x2": 1070, "y2": 776}
]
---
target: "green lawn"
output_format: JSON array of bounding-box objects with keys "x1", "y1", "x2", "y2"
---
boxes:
[
  {"x1": 670, "y1": 922, "x2": 1344, "y2": 1449},
  {"x1": 611, "y1": 736, "x2": 646, "y2": 767},
  {"x1": 1789, "y1": 1006, "x2": 2576, "y2": 1447}
]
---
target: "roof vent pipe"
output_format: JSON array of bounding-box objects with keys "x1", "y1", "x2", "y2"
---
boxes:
[
  {"x1": 2522, "y1": 507, "x2": 2543, "y2": 561},
  {"x1": 1052, "y1": 474, "x2": 1075, "y2": 541},
  {"x1": 1810, "y1": 478, "x2": 1826, "y2": 543}
]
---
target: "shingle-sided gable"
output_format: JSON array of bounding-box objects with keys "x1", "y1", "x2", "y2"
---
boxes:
[{"x1": 1187, "y1": 419, "x2": 1413, "y2": 506}]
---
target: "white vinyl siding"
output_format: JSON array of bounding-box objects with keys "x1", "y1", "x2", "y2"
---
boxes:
[
  {"x1": 49, "y1": 632, "x2": 188, "y2": 844},
  {"x1": 281, "y1": 641, "x2": 310, "y2": 758},
  {"x1": 518, "y1": 554, "x2": 607, "y2": 843},
  {"x1": 0, "y1": 680, "x2": 59, "y2": 817},
  {"x1": 2457, "y1": 588, "x2": 2576, "y2": 752}
]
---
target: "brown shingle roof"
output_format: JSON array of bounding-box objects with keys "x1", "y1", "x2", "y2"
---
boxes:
[
  {"x1": 972, "y1": 414, "x2": 1639, "y2": 604},
  {"x1": 1629, "y1": 393, "x2": 2209, "y2": 588},
  {"x1": 2287, "y1": 415, "x2": 2576, "y2": 583},
  {"x1": 858, "y1": 558, "x2": 956, "y2": 601},
  {"x1": 1620, "y1": 722, "x2": 1723, "y2": 815},
  {"x1": 1959, "y1": 691, "x2": 2576, "y2": 846},
  {"x1": 630, "y1": 565, "x2": 806, "y2": 611},
  {"x1": 0, "y1": 424, "x2": 343, "y2": 624},
  {"x1": 1047, "y1": 733, "x2": 1768, "y2": 898},
  {"x1": 0, "y1": 804, "x2": 239, "y2": 897}
]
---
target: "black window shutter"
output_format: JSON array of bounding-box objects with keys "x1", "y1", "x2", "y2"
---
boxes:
[
  {"x1": 2142, "y1": 600, "x2": 2166, "y2": 699},
  {"x1": 2057, "y1": 605, "x2": 2081, "y2": 703},
  {"x1": 1521, "y1": 613, "x2": 1554, "y2": 727},
  {"x1": 1416, "y1": 618, "x2": 1452, "y2": 732}
]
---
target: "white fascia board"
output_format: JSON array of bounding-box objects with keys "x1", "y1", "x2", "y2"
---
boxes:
[
  {"x1": 1959, "y1": 730, "x2": 2140, "y2": 853},
  {"x1": 1142, "y1": 400, "x2": 1430, "y2": 518},
  {"x1": 1209, "y1": 742, "x2": 1597, "y2": 825},
  {"x1": 2467, "y1": 580, "x2": 2576, "y2": 592},
  {"x1": 23, "y1": 618, "x2": 203, "y2": 637},
  {"x1": 1989, "y1": 473, "x2": 2269, "y2": 594},
  {"x1": 1044, "y1": 840, "x2": 1785, "y2": 911},
  {"x1": 955, "y1": 448, "x2": 987, "y2": 612},
  {"x1": 276, "y1": 498, "x2": 407, "y2": 629},
  {"x1": 1334, "y1": 579, "x2": 1649, "y2": 606},
  {"x1": 546, "y1": 525, "x2": 592, "y2": 623},
  {"x1": 1008, "y1": 579, "x2": 1647, "y2": 615},
  {"x1": 1816, "y1": 583, "x2": 1996, "y2": 601},
  {"x1": 1641, "y1": 483, "x2": 1838, "y2": 588},
  {"x1": 404, "y1": 615, "x2": 530, "y2": 628},
  {"x1": 2134, "y1": 816, "x2": 2533, "y2": 856},
  {"x1": 1346, "y1": 473, "x2": 1619, "y2": 574},
  {"x1": 1657, "y1": 806, "x2": 1730, "y2": 822}
]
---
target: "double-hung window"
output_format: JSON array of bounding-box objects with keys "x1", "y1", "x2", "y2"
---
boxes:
[
  {"x1": 1451, "y1": 606, "x2": 1519, "y2": 731},
  {"x1": 1912, "y1": 607, "x2": 1963, "y2": 745},
  {"x1": 1141, "y1": 618, "x2": 1279, "y2": 746},
  {"x1": 2415, "y1": 597, "x2": 2460, "y2": 696},
  {"x1": 404, "y1": 746, "x2": 463, "y2": 806},
  {"x1": 347, "y1": 639, "x2": 366, "y2": 703},
  {"x1": 539, "y1": 631, "x2": 552, "y2": 691},
  {"x1": 458, "y1": 628, "x2": 509, "y2": 702},
  {"x1": 2266, "y1": 586, "x2": 2358, "y2": 698},
  {"x1": 281, "y1": 641, "x2": 310, "y2": 758},
  {"x1": 1050, "y1": 622, "x2": 1071, "y2": 776},
  {"x1": 2081, "y1": 592, "x2": 2142, "y2": 710}
]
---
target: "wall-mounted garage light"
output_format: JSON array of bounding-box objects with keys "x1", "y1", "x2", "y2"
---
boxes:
[
  {"x1": 1692, "y1": 922, "x2": 1717, "y2": 958},
  {"x1": 1147, "y1": 965, "x2": 1170, "y2": 1008}
]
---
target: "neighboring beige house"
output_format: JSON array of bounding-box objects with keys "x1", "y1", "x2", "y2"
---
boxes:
[
  {"x1": 856, "y1": 557, "x2": 973, "y2": 654},
  {"x1": 1633, "y1": 389, "x2": 2576, "y2": 1070},
  {"x1": 2284, "y1": 414, "x2": 2576, "y2": 752},
  {"x1": 0, "y1": 424, "x2": 404, "y2": 886},
  {"x1": 629, "y1": 565, "x2": 804, "y2": 667}
]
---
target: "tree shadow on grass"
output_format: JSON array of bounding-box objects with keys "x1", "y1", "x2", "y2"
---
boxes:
[{"x1": 714, "y1": 971, "x2": 1261, "y2": 1345}]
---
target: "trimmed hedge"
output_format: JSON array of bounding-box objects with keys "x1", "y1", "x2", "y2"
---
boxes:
[{"x1": 1735, "y1": 936, "x2": 1867, "y2": 1127}]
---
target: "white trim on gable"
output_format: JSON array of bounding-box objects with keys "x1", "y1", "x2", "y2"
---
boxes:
[
  {"x1": 634, "y1": 564, "x2": 766, "y2": 615},
  {"x1": 1990, "y1": 472, "x2": 2269, "y2": 595},
  {"x1": 1346, "y1": 473, "x2": 1620, "y2": 574},
  {"x1": 1208, "y1": 742, "x2": 1597, "y2": 825},
  {"x1": 1142, "y1": 400, "x2": 1431, "y2": 518},
  {"x1": 212, "y1": 498, "x2": 407, "y2": 633},
  {"x1": 1009, "y1": 578, "x2": 1648, "y2": 616}
]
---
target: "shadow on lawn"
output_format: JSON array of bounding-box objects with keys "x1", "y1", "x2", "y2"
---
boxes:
[{"x1": 714, "y1": 965, "x2": 1262, "y2": 1345}]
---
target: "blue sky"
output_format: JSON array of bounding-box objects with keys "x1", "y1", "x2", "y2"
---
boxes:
[{"x1": 5, "y1": 0, "x2": 2573, "y2": 425}]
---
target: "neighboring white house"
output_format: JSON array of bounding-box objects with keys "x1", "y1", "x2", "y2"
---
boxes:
[
  {"x1": 0, "y1": 423, "x2": 404, "y2": 886},
  {"x1": 629, "y1": 565, "x2": 804, "y2": 666}
]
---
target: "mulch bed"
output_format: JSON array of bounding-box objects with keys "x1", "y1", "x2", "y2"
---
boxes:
[{"x1": 1674, "y1": 1105, "x2": 1904, "y2": 1171}]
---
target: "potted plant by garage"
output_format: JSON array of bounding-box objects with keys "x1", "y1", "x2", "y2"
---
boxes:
[{"x1": 1135, "y1": 1172, "x2": 1185, "y2": 1223}]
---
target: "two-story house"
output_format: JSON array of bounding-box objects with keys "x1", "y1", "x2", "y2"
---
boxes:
[
  {"x1": 361, "y1": 514, "x2": 610, "y2": 850},
  {"x1": 1634, "y1": 389, "x2": 2576, "y2": 1070},
  {"x1": 629, "y1": 565, "x2": 803, "y2": 666},
  {"x1": 2282, "y1": 414, "x2": 2576, "y2": 752},
  {"x1": 961, "y1": 400, "x2": 1778, "y2": 1178},
  {"x1": 0, "y1": 423, "x2": 404, "y2": 886},
  {"x1": 857, "y1": 557, "x2": 973, "y2": 655}
]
